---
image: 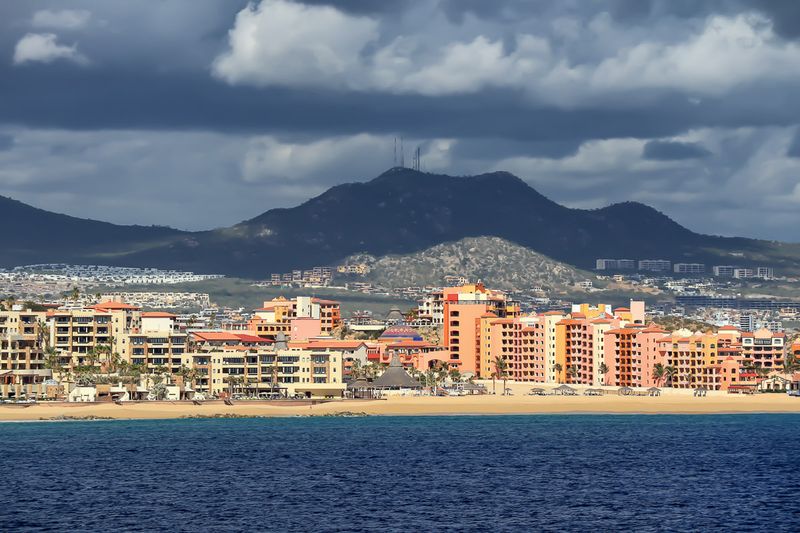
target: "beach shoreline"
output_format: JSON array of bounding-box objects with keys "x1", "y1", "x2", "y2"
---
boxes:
[{"x1": 2, "y1": 392, "x2": 799, "y2": 422}]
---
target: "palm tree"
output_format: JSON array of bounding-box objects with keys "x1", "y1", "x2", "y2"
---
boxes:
[
  {"x1": 753, "y1": 363, "x2": 770, "y2": 379},
  {"x1": 566, "y1": 365, "x2": 579, "y2": 383},
  {"x1": 493, "y1": 356, "x2": 509, "y2": 395},
  {"x1": 177, "y1": 364, "x2": 193, "y2": 389},
  {"x1": 43, "y1": 346, "x2": 61, "y2": 379},
  {"x1": 554, "y1": 363, "x2": 563, "y2": 384},
  {"x1": 448, "y1": 367, "x2": 462, "y2": 384},
  {"x1": 84, "y1": 347, "x2": 100, "y2": 371},
  {"x1": 652, "y1": 363, "x2": 666, "y2": 386},
  {"x1": 424, "y1": 369, "x2": 437, "y2": 393},
  {"x1": 436, "y1": 360, "x2": 450, "y2": 387},
  {"x1": 664, "y1": 365, "x2": 678, "y2": 388},
  {"x1": 598, "y1": 362, "x2": 610, "y2": 386},
  {"x1": 226, "y1": 374, "x2": 240, "y2": 396},
  {"x1": 350, "y1": 359, "x2": 362, "y2": 380},
  {"x1": 782, "y1": 354, "x2": 799, "y2": 373}
]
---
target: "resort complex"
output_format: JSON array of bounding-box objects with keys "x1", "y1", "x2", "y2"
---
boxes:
[{"x1": 2, "y1": 283, "x2": 799, "y2": 402}]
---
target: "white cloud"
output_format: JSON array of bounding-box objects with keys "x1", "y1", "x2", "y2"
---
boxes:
[
  {"x1": 212, "y1": 0, "x2": 378, "y2": 88},
  {"x1": 590, "y1": 14, "x2": 800, "y2": 96},
  {"x1": 373, "y1": 35, "x2": 551, "y2": 96},
  {"x1": 214, "y1": 3, "x2": 800, "y2": 103},
  {"x1": 31, "y1": 9, "x2": 91, "y2": 30},
  {"x1": 13, "y1": 33, "x2": 89, "y2": 65}
]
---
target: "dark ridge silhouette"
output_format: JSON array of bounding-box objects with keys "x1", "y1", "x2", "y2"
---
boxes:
[{"x1": 1, "y1": 168, "x2": 797, "y2": 277}]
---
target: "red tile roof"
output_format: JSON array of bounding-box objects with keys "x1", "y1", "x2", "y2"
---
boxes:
[{"x1": 88, "y1": 301, "x2": 140, "y2": 310}]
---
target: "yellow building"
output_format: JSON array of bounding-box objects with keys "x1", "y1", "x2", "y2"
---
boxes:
[
  {"x1": 48, "y1": 302, "x2": 141, "y2": 367},
  {"x1": 0, "y1": 310, "x2": 50, "y2": 398},
  {"x1": 183, "y1": 347, "x2": 346, "y2": 399}
]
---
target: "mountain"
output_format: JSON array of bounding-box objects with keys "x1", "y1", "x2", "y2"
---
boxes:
[
  {"x1": 0, "y1": 195, "x2": 186, "y2": 267},
  {"x1": 340, "y1": 236, "x2": 594, "y2": 291},
  {"x1": 2, "y1": 168, "x2": 799, "y2": 278}
]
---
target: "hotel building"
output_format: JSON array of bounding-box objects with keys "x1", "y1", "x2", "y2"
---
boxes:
[{"x1": 0, "y1": 310, "x2": 50, "y2": 398}]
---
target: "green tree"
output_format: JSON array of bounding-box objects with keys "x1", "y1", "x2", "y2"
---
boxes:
[
  {"x1": 652, "y1": 363, "x2": 666, "y2": 387},
  {"x1": 664, "y1": 365, "x2": 678, "y2": 388},
  {"x1": 566, "y1": 365, "x2": 579, "y2": 383},
  {"x1": 781, "y1": 354, "x2": 799, "y2": 373},
  {"x1": 554, "y1": 363, "x2": 563, "y2": 384},
  {"x1": 598, "y1": 362, "x2": 610, "y2": 385},
  {"x1": 493, "y1": 356, "x2": 509, "y2": 395},
  {"x1": 448, "y1": 367, "x2": 462, "y2": 384},
  {"x1": 350, "y1": 359, "x2": 363, "y2": 380}
]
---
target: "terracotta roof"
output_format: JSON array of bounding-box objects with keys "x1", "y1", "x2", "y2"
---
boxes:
[
  {"x1": 312, "y1": 298, "x2": 339, "y2": 305},
  {"x1": 292, "y1": 340, "x2": 367, "y2": 349},
  {"x1": 89, "y1": 301, "x2": 140, "y2": 310},
  {"x1": 236, "y1": 333, "x2": 273, "y2": 343},
  {"x1": 192, "y1": 331, "x2": 241, "y2": 342},
  {"x1": 142, "y1": 312, "x2": 177, "y2": 318},
  {"x1": 192, "y1": 331, "x2": 272, "y2": 343}
]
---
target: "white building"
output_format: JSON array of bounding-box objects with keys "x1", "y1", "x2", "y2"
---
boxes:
[
  {"x1": 638, "y1": 259, "x2": 671, "y2": 272},
  {"x1": 673, "y1": 263, "x2": 705, "y2": 275}
]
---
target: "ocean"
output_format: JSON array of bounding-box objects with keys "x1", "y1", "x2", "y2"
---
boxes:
[{"x1": 2, "y1": 414, "x2": 799, "y2": 532}]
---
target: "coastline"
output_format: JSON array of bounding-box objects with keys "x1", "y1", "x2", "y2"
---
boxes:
[{"x1": 2, "y1": 392, "x2": 799, "y2": 422}]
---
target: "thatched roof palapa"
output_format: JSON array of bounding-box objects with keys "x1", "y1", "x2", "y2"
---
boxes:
[{"x1": 372, "y1": 355, "x2": 422, "y2": 389}]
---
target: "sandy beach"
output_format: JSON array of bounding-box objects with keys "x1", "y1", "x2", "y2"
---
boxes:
[{"x1": 2, "y1": 382, "x2": 799, "y2": 421}]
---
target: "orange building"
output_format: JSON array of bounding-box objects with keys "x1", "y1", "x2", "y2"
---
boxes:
[
  {"x1": 740, "y1": 328, "x2": 785, "y2": 370},
  {"x1": 249, "y1": 296, "x2": 341, "y2": 338},
  {"x1": 442, "y1": 283, "x2": 519, "y2": 376}
]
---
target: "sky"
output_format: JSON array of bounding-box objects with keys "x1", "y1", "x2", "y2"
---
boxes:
[{"x1": 2, "y1": 0, "x2": 800, "y2": 241}]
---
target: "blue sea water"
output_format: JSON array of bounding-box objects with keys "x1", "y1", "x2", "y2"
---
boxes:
[{"x1": 2, "y1": 414, "x2": 799, "y2": 532}]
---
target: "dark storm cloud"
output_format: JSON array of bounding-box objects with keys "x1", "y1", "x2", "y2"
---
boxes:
[
  {"x1": 298, "y1": 0, "x2": 415, "y2": 14},
  {"x1": 642, "y1": 141, "x2": 712, "y2": 161},
  {"x1": 788, "y1": 128, "x2": 800, "y2": 157},
  {"x1": 449, "y1": 138, "x2": 582, "y2": 160},
  {"x1": 0, "y1": 134, "x2": 14, "y2": 151},
  {"x1": 5, "y1": 63, "x2": 800, "y2": 145},
  {"x1": 743, "y1": 0, "x2": 800, "y2": 39},
  {"x1": 1, "y1": 0, "x2": 800, "y2": 241}
]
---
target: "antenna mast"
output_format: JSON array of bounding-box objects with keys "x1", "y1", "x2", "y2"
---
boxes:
[{"x1": 400, "y1": 137, "x2": 405, "y2": 168}]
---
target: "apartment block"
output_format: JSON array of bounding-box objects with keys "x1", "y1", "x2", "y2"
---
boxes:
[
  {"x1": 713, "y1": 265, "x2": 736, "y2": 277},
  {"x1": 673, "y1": 263, "x2": 705, "y2": 275},
  {"x1": 756, "y1": 267, "x2": 774, "y2": 279},
  {"x1": 442, "y1": 283, "x2": 520, "y2": 376},
  {"x1": 595, "y1": 259, "x2": 635, "y2": 270},
  {"x1": 249, "y1": 296, "x2": 341, "y2": 337},
  {"x1": 192, "y1": 347, "x2": 346, "y2": 398},
  {"x1": 0, "y1": 310, "x2": 50, "y2": 398},
  {"x1": 638, "y1": 259, "x2": 671, "y2": 272},
  {"x1": 740, "y1": 328, "x2": 785, "y2": 370}
]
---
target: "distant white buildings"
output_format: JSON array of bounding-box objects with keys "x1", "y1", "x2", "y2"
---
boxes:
[
  {"x1": 673, "y1": 263, "x2": 705, "y2": 274},
  {"x1": 596, "y1": 259, "x2": 775, "y2": 279},
  {"x1": 637, "y1": 259, "x2": 671, "y2": 272}
]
